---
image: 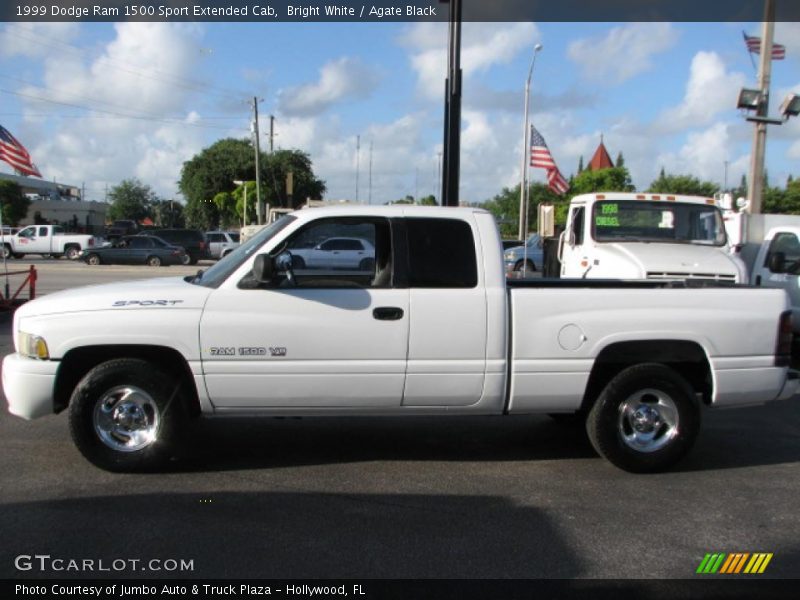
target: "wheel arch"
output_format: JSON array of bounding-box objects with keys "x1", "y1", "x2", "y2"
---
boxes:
[
  {"x1": 54, "y1": 345, "x2": 200, "y2": 416},
  {"x1": 580, "y1": 339, "x2": 712, "y2": 413}
]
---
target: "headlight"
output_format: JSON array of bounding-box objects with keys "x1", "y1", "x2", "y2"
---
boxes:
[
  {"x1": 18, "y1": 331, "x2": 50, "y2": 360},
  {"x1": 504, "y1": 251, "x2": 513, "y2": 260}
]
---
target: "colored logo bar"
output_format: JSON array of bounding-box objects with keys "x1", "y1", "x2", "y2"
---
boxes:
[{"x1": 696, "y1": 553, "x2": 773, "y2": 574}]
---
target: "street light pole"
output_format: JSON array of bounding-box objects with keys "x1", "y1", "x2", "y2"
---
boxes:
[
  {"x1": 747, "y1": 0, "x2": 775, "y2": 215},
  {"x1": 518, "y1": 43, "x2": 542, "y2": 241}
]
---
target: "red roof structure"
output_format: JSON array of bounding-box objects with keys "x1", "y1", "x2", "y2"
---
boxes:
[{"x1": 588, "y1": 135, "x2": 614, "y2": 171}]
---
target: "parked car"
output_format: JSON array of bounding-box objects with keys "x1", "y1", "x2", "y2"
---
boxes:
[
  {"x1": 143, "y1": 229, "x2": 209, "y2": 265},
  {"x1": 105, "y1": 220, "x2": 139, "y2": 241},
  {"x1": 206, "y1": 231, "x2": 240, "y2": 259},
  {"x1": 288, "y1": 236, "x2": 375, "y2": 270},
  {"x1": 503, "y1": 233, "x2": 544, "y2": 273},
  {"x1": 1, "y1": 225, "x2": 99, "y2": 260},
  {"x1": 80, "y1": 235, "x2": 186, "y2": 267}
]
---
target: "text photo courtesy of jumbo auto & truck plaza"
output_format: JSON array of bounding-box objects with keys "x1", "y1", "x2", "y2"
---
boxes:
[{"x1": 2, "y1": 1, "x2": 800, "y2": 599}]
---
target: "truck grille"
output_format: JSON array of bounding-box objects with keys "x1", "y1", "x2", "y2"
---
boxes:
[{"x1": 646, "y1": 272, "x2": 737, "y2": 283}]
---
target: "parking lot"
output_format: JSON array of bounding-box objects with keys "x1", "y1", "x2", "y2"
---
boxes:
[{"x1": 1, "y1": 258, "x2": 800, "y2": 579}]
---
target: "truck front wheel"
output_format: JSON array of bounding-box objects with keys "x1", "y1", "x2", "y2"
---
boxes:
[
  {"x1": 586, "y1": 363, "x2": 700, "y2": 473},
  {"x1": 68, "y1": 359, "x2": 187, "y2": 472}
]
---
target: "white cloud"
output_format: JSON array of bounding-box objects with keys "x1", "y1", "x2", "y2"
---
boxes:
[
  {"x1": 655, "y1": 122, "x2": 748, "y2": 183},
  {"x1": 568, "y1": 23, "x2": 678, "y2": 84},
  {"x1": 277, "y1": 58, "x2": 379, "y2": 116},
  {"x1": 657, "y1": 51, "x2": 746, "y2": 131},
  {"x1": 403, "y1": 22, "x2": 540, "y2": 101},
  {"x1": 0, "y1": 23, "x2": 80, "y2": 59},
  {"x1": 13, "y1": 23, "x2": 212, "y2": 199}
]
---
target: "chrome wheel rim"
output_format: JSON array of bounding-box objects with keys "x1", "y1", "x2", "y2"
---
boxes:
[
  {"x1": 93, "y1": 386, "x2": 160, "y2": 452},
  {"x1": 617, "y1": 389, "x2": 679, "y2": 453},
  {"x1": 88, "y1": 256, "x2": 99, "y2": 265}
]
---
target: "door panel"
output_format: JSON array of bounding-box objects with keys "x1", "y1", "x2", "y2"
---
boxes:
[{"x1": 200, "y1": 287, "x2": 410, "y2": 408}]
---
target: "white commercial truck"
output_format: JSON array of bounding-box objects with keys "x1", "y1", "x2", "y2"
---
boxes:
[
  {"x1": 3, "y1": 206, "x2": 797, "y2": 473},
  {"x1": 1, "y1": 224, "x2": 99, "y2": 260},
  {"x1": 559, "y1": 193, "x2": 746, "y2": 282}
]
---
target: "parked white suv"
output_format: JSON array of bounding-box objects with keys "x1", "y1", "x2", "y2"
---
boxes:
[{"x1": 206, "y1": 231, "x2": 240, "y2": 259}]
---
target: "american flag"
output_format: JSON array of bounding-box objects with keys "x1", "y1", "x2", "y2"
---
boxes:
[
  {"x1": 0, "y1": 125, "x2": 41, "y2": 177},
  {"x1": 530, "y1": 125, "x2": 569, "y2": 195},
  {"x1": 743, "y1": 31, "x2": 786, "y2": 60}
]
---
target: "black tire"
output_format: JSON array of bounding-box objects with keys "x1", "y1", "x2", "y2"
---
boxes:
[
  {"x1": 514, "y1": 259, "x2": 536, "y2": 272},
  {"x1": 65, "y1": 245, "x2": 81, "y2": 260},
  {"x1": 68, "y1": 358, "x2": 188, "y2": 472},
  {"x1": 12, "y1": 253, "x2": 25, "y2": 259},
  {"x1": 180, "y1": 254, "x2": 191, "y2": 266},
  {"x1": 86, "y1": 253, "x2": 101, "y2": 266},
  {"x1": 291, "y1": 255, "x2": 306, "y2": 269},
  {"x1": 188, "y1": 256, "x2": 199, "y2": 266},
  {"x1": 147, "y1": 255, "x2": 162, "y2": 267},
  {"x1": 2, "y1": 244, "x2": 11, "y2": 259},
  {"x1": 586, "y1": 363, "x2": 700, "y2": 473},
  {"x1": 359, "y1": 257, "x2": 375, "y2": 271}
]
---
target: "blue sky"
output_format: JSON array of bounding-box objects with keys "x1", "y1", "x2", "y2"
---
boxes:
[{"x1": 1, "y1": 20, "x2": 799, "y2": 205}]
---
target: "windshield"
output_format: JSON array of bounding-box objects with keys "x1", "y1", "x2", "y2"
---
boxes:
[
  {"x1": 191, "y1": 216, "x2": 296, "y2": 288},
  {"x1": 592, "y1": 201, "x2": 727, "y2": 246}
]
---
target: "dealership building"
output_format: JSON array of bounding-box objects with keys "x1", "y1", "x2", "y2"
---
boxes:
[{"x1": 0, "y1": 172, "x2": 107, "y2": 234}]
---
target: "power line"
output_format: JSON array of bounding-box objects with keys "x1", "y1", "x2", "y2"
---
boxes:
[
  {"x1": 4, "y1": 25, "x2": 251, "y2": 103},
  {"x1": 0, "y1": 88, "x2": 241, "y2": 131}
]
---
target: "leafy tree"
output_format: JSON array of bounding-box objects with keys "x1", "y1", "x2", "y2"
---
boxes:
[
  {"x1": 763, "y1": 178, "x2": 800, "y2": 214},
  {"x1": 0, "y1": 180, "x2": 31, "y2": 226},
  {"x1": 646, "y1": 172, "x2": 719, "y2": 197},
  {"x1": 577, "y1": 156, "x2": 584, "y2": 174},
  {"x1": 151, "y1": 199, "x2": 185, "y2": 228},
  {"x1": 107, "y1": 178, "x2": 156, "y2": 222},
  {"x1": 481, "y1": 182, "x2": 563, "y2": 238},
  {"x1": 418, "y1": 194, "x2": 437, "y2": 206},
  {"x1": 180, "y1": 138, "x2": 253, "y2": 229},
  {"x1": 389, "y1": 195, "x2": 415, "y2": 205},
  {"x1": 570, "y1": 167, "x2": 634, "y2": 195},
  {"x1": 615, "y1": 152, "x2": 625, "y2": 168},
  {"x1": 733, "y1": 174, "x2": 747, "y2": 200},
  {"x1": 179, "y1": 139, "x2": 325, "y2": 229},
  {"x1": 263, "y1": 149, "x2": 326, "y2": 209}
]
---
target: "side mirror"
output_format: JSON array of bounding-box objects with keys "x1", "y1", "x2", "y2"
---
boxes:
[
  {"x1": 253, "y1": 254, "x2": 274, "y2": 283},
  {"x1": 769, "y1": 251, "x2": 787, "y2": 273}
]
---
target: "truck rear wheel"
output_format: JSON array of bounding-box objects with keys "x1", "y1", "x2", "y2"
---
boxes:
[
  {"x1": 68, "y1": 359, "x2": 187, "y2": 472},
  {"x1": 65, "y1": 245, "x2": 81, "y2": 260},
  {"x1": 586, "y1": 363, "x2": 700, "y2": 473}
]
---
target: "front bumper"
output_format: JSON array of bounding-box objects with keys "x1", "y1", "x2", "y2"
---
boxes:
[{"x1": 2, "y1": 353, "x2": 59, "y2": 419}]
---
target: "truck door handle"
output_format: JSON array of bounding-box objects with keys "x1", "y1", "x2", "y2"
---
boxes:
[{"x1": 373, "y1": 306, "x2": 404, "y2": 321}]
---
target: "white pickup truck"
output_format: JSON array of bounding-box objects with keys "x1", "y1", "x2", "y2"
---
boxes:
[
  {"x1": 3, "y1": 206, "x2": 797, "y2": 473},
  {"x1": 559, "y1": 193, "x2": 747, "y2": 283},
  {"x1": 1, "y1": 224, "x2": 98, "y2": 260}
]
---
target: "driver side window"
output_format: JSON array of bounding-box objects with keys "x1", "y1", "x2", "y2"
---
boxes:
[{"x1": 244, "y1": 217, "x2": 392, "y2": 289}]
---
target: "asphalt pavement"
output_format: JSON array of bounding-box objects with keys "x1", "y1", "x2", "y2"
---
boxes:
[{"x1": 0, "y1": 258, "x2": 799, "y2": 580}]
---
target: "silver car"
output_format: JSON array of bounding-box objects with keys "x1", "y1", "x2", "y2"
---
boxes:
[
  {"x1": 504, "y1": 233, "x2": 544, "y2": 273},
  {"x1": 206, "y1": 231, "x2": 240, "y2": 259}
]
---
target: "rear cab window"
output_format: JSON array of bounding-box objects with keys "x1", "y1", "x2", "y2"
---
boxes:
[{"x1": 404, "y1": 218, "x2": 478, "y2": 288}]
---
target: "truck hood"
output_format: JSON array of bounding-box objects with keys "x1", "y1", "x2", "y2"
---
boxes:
[
  {"x1": 600, "y1": 242, "x2": 740, "y2": 278},
  {"x1": 14, "y1": 276, "x2": 212, "y2": 319}
]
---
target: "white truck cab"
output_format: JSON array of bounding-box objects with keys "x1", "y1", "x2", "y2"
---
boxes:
[{"x1": 559, "y1": 193, "x2": 746, "y2": 282}]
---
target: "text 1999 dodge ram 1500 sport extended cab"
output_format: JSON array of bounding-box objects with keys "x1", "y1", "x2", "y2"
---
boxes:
[{"x1": 3, "y1": 206, "x2": 798, "y2": 472}]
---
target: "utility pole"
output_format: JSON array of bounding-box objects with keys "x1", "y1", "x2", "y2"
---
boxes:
[
  {"x1": 355, "y1": 135, "x2": 360, "y2": 202},
  {"x1": 747, "y1": 0, "x2": 775, "y2": 215},
  {"x1": 252, "y1": 96, "x2": 263, "y2": 224},
  {"x1": 441, "y1": 0, "x2": 462, "y2": 207},
  {"x1": 269, "y1": 115, "x2": 275, "y2": 153}
]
